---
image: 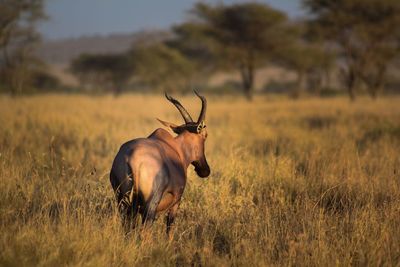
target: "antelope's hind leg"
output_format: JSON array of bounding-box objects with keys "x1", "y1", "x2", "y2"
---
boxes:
[
  {"x1": 141, "y1": 179, "x2": 168, "y2": 226},
  {"x1": 110, "y1": 160, "x2": 139, "y2": 232},
  {"x1": 141, "y1": 190, "x2": 163, "y2": 226},
  {"x1": 113, "y1": 176, "x2": 139, "y2": 232},
  {"x1": 118, "y1": 190, "x2": 139, "y2": 233},
  {"x1": 166, "y1": 202, "x2": 180, "y2": 239}
]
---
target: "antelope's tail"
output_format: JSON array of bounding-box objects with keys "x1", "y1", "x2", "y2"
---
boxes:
[{"x1": 110, "y1": 153, "x2": 138, "y2": 211}]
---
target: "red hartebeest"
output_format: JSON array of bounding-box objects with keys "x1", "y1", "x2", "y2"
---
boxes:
[{"x1": 110, "y1": 91, "x2": 210, "y2": 235}]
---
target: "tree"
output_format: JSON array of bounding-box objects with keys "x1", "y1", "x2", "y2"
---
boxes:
[
  {"x1": 280, "y1": 43, "x2": 327, "y2": 97},
  {"x1": 129, "y1": 42, "x2": 195, "y2": 93},
  {"x1": 185, "y1": 2, "x2": 292, "y2": 100},
  {"x1": 167, "y1": 22, "x2": 217, "y2": 87},
  {"x1": 277, "y1": 23, "x2": 335, "y2": 98},
  {"x1": 304, "y1": 0, "x2": 400, "y2": 100},
  {"x1": 70, "y1": 53, "x2": 133, "y2": 95},
  {"x1": 30, "y1": 68, "x2": 61, "y2": 91},
  {"x1": 0, "y1": 0, "x2": 46, "y2": 94}
]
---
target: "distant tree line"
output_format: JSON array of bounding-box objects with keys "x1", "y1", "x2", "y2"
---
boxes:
[
  {"x1": 69, "y1": 1, "x2": 400, "y2": 100},
  {"x1": 1, "y1": 0, "x2": 400, "y2": 100}
]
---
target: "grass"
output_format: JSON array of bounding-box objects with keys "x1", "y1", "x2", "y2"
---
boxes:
[{"x1": 0, "y1": 94, "x2": 399, "y2": 266}]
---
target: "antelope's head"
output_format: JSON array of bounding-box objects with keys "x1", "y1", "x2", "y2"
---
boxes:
[{"x1": 158, "y1": 91, "x2": 210, "y2": 178}]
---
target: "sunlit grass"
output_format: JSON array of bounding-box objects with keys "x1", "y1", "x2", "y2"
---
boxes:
[{"x1": 0, "y1": 94, "x2": 399, "y2": 266}]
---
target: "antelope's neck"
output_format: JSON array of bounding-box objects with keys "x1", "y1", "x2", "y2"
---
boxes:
[{"x1": 175, "y1": 134, "x2": 193, "y2": 169}]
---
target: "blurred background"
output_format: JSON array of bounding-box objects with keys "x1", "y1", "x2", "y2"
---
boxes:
[{"x1": 1, "y1": 0, "x2": 400, "y2": 100}]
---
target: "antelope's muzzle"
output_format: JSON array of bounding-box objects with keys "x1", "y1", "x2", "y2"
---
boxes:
[{"x1": 193, "y1": 159, "x2": 210, "y2": 178}]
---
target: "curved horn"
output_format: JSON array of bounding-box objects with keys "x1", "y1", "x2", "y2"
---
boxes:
[
  {"x1": 194, "y1": 90, "x2": 207, "y2": 123},
  {"x1": 165, "y1": 92, "x2": 193, "y2": 124}
]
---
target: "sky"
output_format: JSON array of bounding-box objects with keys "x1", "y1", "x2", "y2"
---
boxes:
[{"x1": 39, "y1": 0, "x2": 304, "y2": 40}]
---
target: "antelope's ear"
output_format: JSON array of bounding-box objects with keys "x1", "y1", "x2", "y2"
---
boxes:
[
  {"x1": 196, "y1": 120, "x2": 206, "y2": 133},
  {"x1": 157, "y1": 118, "x2": 181, "y2": 134}
]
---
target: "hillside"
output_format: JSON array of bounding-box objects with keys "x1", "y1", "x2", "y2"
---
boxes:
[{"x1": 36, "y1": 30, "x2": 170, "y2": 64}]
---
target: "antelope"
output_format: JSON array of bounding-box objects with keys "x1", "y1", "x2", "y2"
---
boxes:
[{"x1": 110, "y1": 91, "x2": 210, "y2": 235}]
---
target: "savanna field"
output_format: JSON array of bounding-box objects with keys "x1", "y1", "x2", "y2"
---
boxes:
[{"x1": 0, "y1": 94, "x2": 399, "y2": 266}]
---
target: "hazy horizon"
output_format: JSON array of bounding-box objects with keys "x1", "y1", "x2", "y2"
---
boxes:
[{"x1": 39, "y1": 0, "x2": 304, "y2": 40}]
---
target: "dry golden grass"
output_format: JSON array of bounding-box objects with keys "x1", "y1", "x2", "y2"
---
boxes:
[{"x1": 0, "y1": 94, "x2": 399, "y2": 266}]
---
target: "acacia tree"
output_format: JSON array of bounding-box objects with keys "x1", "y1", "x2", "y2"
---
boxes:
[
  {"x1": 304, "y1": 0, "x2": 400, "y2": 100},
  {"x1": 0, "y1": 0, "x2": 46, "y2": 94},
  {"x1": 70, "y1": 53, "x2": 133, "y2": 95},
  {"x1": 278, "y1": 22, "x2": 336, "y2": 98},
  {"x1": 279, "y1": 43, "x2": 330, "y2": 98},
  {"x1": 167, "y1": 22, "x2": 217, "y2": 88},
  {"x1": 185, "y1": 3, "x2": 292, "y2": 100},
  {"x1": 129, "y1": 42, "x2": 195, "y2": 93}
]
